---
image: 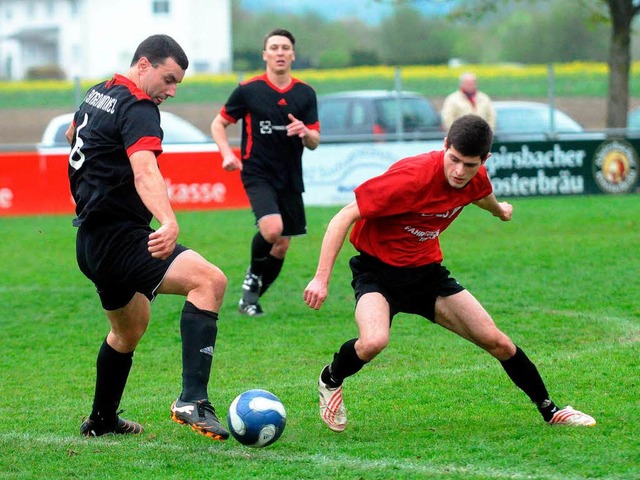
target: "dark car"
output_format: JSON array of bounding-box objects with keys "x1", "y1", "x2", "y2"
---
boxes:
[{"x1": 318, "y1": 90, "x2": 442, "y2": 142}]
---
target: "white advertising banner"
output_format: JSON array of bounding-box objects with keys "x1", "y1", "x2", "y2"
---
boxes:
[{"x1": 302, "y1": 140, "x2": 443, "y2": 206}]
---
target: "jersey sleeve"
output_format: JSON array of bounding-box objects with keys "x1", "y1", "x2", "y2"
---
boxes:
[
  {"x1": 220, "y1": 86, "x2": 246, "y2": 123},
  {"x1": 121, "y1": 100, "x2": 163, "y2": 158},
  {"x1": 301, "y1": 86, "x2": 319, "y2": 130}
]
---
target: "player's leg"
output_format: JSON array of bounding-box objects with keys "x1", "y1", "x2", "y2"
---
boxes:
[
  {"x1": 158, "y1": 250, "x2": 230, "y2": 440},
  {"x1": 258, "y1": 189, "x2": 304, "y2": 297},
  {"x1": 239, "y1": 182, "x2": 282, "y2": 315},
  {"x1": 81, "y1": 292, "x2": 149, "y2": 437},
  {"x1": 434, "y1": 290, "x2": 595, "y2": 426},
  {"x1": 319, "y1": 292, "x2": 391, "y2": 432}
]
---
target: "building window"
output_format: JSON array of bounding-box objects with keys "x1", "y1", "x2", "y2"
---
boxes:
[{"x1": 152, "y1": 0, "x2": 170, "y2": 15}]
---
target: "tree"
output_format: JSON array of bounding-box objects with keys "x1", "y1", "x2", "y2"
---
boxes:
[
  {"x1": 439, "y1": 0, "x2": 640, "y2": 128},
  {"x1": 605, "y1": 0, "x2": 640, "y2": 127}
]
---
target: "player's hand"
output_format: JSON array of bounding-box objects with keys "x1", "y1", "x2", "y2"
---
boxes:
[
  {"x1": 497, "y1": 202, "x2": 513, "y2": 221},
  {"x1": 304, "y1": 278, "x2": 328, "y2": 310},
  {"x1": 148, "y1": 221, "x2": 179, "y2": 260},
  {"x1": 222, "y1": 153, "x2": 242, "y2": 171},
  {"x1": 287, "y1": 113, "x2": 308, "y2": 139}
]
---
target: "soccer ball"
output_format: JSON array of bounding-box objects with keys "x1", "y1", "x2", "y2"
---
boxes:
[{"x1": 227, "y1": 389, "x2": 286, "y2": 447}]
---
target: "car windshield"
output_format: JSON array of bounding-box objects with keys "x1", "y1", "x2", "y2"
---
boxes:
[
  {"x1": 161, "y1": 113, "x2": 210, "y2": 144},
  {"x1": 496, "y1": 106, "x2": 582, "y2": 134},
  {"x1": 374, "y1": 97, "x2": 440, "y2": 132},
  {"x1": 48, "y1": 112, "x2": 209, "y2": 147}
]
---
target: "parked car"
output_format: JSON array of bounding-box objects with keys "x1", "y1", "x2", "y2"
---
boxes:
[
  {"x1": 39, "y1": 111, "x2": 213, "y2": 152},
  {"x1": 493, "y1": 101, "x2": 584, "y2": 139},
  {"x1": 627, "y1": 108, "x2": 640, "y2": 130},
  {"x1": 318, "y1": 90, "x2": 442, "y2": 142}
]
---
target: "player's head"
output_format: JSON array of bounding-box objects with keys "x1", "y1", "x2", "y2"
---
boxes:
[
  {"x1": 445, "y1": 114, "x2": 493, "y2": 161},
  {"x1": 131, "y1": 34, "x2": 189, "y2": 71},
  {"x1": 263, "y1": 28, "x2": 295, "y2": 50},
  {"x1": 263, "y1": 28, "x2": 296, "y2": 74},
  {"x1": 130, "y1": 35, "x2": 188, "y2": 105}
]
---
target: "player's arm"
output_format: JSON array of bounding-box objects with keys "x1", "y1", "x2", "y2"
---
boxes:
[
  {"x1": 64, "y1": 122, "x2": 75, "y2": 145},
  {"x1": 211, "y1": 113, "x2": 242, "y2": 171},
  {"x1": 473, "y1": 193, "x2": 513, "y2": 221},
  {"x1": 287, "y1": 113, "x2": 320, "y2": 150},
  {"x1": 129, "y1": 150, "x2": 179, "y2": 259},
  {"x1": 304, "y1": 201, "x2": 361, "y2": 310}
]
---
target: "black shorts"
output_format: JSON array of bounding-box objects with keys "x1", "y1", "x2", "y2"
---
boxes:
[
  {"x1": 76, "y1": 218, "x2": 188, "y2": 311},
  {"x1": 244, "y1": 181, "x2": 306, "y2": 236},
  {"x1": 349, "y1": 253, "x2": 465, "y2": 323}
]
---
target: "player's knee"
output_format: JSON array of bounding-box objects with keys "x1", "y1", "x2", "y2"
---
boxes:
[
  {"x1": 482, "y1": 332, "x2": 516, "y2": 360},
  {"x1": 357, "y1": 335, "x2": 389, "y2": 360},
  {"x1": 261, "y1": 228, "x2": 283, "y2": 244},
  {"x1": 199, "y1": 263, "x2": 227, "y2": 299},
  {"x1": 270, "y1": 239, "x2": 290, "y2": 258}
]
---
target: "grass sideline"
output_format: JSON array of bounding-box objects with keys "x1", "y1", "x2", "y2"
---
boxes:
[{"x1": 0, "y1": 196, "x2": 638, "y2": 479}]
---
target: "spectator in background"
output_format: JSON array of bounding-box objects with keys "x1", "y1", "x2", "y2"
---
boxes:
[{"x1": 441, "y1": 72, "x2": 496, "y2": 131}]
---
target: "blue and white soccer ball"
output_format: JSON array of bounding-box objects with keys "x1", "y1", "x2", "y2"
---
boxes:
[{"x1": 227, "y1": 389, "x2": 286, "y2": 448}]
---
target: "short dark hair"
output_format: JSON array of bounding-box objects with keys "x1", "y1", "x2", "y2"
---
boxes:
[
  {"x1": 447, "y1": 114, "x2": 493, "y2": 159},
  {"x1": 130, "y1": 34, "x2": 189, "y2": 71},
  {"x1": 263, "y1": 28, "x2": 295, "y2": 50}
]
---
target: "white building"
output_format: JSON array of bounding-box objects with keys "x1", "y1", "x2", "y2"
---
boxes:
[{"x1": 0, "y1": 0, "x2": 231, "y2": 80}]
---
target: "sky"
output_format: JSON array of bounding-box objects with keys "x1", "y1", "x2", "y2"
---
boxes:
[{"x1": 239, "y1": 0, "x2": 452, "y2": 25}]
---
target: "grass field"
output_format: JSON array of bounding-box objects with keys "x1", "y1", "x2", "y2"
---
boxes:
[{"x1": 0, "y1": 196, "x2": 638, "y2": 479}]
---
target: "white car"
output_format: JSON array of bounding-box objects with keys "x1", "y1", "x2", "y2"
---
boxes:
[{"x1": 38, "y1": 111, "x2": 216, "y2": 154}]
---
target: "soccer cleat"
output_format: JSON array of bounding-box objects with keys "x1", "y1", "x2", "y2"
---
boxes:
[
  {"x1": 238, "y1": 299, "x2": 264, "y2": 317},
  {"x1": 548, "y1": 406, "x2": 596, "y2": 427},
  {"x1": 318, "y1": 366, "x2": 347, "y2": 432},
  {"x1": 241, "y1": 269, "x2": 262, "y2": 306},
  {"x1": 170, "y1": 398, "x2": 230, "y2": 440},
  {"x1": 80, "y1": 413, "x2": 143, "y2": 437}
]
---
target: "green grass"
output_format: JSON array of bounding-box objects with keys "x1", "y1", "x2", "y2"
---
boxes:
[{"x1": 0, "y1": 196, "x2": 638, "y2": 479}]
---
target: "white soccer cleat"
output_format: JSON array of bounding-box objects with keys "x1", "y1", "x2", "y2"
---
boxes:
[
  {"x1": 548, "y1": 406, "x2": 596, "y2": 427},
  {"x1": 318, "y1": 367, "x2": 347, "y2": 432}
]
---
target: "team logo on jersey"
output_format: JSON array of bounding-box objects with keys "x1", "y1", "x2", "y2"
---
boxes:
[
  {"x1": 592, "y1": 139, "x2": 638, "y2": 194},
  {"x1": 278, "y1": 98, "x2": 288, "y2": 106},
  {"x1": 260, "y1": 120, "x2": 273, "y2": 134}
]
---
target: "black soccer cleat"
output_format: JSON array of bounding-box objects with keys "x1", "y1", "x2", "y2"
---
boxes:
[
  {"x1": 170, "y1": 398, "x2": 230, "y2": 440},
  {"x1": 80, "y1": 414, "x2": 143, "y2": 437}
]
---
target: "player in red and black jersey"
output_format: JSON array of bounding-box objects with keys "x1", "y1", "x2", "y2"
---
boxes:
[
  {"x1": 304, "y1": 115, "x2": 596, "y2": 432},
  {"x1": 211, "y1": 28, "x2": 320, "y2": 317},
  {"x1": 68, "y1": 35, "x2": 229, "y2": 441}
]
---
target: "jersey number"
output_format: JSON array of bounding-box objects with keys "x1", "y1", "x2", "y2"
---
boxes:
[{"x1": 69, "y1": 113, "x2": 89, "y2": 170}]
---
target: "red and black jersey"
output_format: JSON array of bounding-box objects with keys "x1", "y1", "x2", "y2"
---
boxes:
[
  {"x1": 351, "y1": 151, "x2": 493, "y2": 267},
  {"x1": 219, "y1": 73, "x2": 319, "y2": 192},
  {"x1": 68, "y1": 74, "x2": 163, "y2": 227}
]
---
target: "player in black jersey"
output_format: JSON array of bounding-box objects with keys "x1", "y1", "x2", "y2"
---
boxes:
[
  {"x1": 211, "y1": 28, "x2": 320, "y2": 317},
  {"x1": 67, "y1": 34, "x2": 229, "y2": 440}
]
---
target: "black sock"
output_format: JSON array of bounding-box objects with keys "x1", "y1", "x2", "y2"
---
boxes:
[
  {"x1": 91, "y1": 338, "x2": 133, "y2": 425},
  {"x1": 500, "y1": 346, "x2": 558, "y2": 421},
  {"x1": 180, "y1": 301, "x2": 218, "y2": 402},
  {"x1": 259, "y1": 255, "x2": 284, "y2": 296},
  {"x1": 250, "y1": 232, "x2": 274, "y2": 277},
  {"x1": 323, "y1": 339, "x2": 367, "y2": 387}
]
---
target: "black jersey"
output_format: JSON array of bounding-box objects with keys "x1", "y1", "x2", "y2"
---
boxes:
[
  {"x1": 68, "y1": 74, "x2": 163, "y2": 227},
  {"x1": 220, "y1": 74, "x2": 319, "y2": 192}
]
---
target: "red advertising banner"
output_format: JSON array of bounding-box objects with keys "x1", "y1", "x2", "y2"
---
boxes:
[{"x1": 0, "y1": 147, "x2": 249, "y2": 216}]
